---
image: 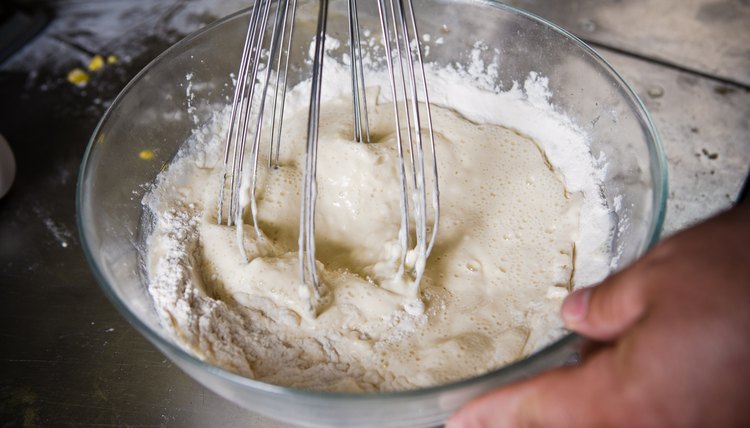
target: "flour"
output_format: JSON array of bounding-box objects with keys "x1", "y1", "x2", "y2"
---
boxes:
[{"x1": 141, "y1": 41, "x2": 611, "y2": 392}]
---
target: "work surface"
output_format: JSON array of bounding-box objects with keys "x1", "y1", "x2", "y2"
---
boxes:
[{"x1": 1, "y1": 0, "x2": 748, "y2": 426}]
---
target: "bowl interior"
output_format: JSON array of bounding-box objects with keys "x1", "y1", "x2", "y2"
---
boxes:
[{"x1": 77, "y1": 1, "x2": 666, "y2": 426}]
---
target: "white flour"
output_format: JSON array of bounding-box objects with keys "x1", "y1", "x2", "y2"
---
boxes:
[{"x1": 142, "y1": 44, "x2": 611, "y2": 392}]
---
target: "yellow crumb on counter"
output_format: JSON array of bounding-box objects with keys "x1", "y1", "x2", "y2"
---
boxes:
[
  {"x1": 67, "y1": 68, "x2": 89, "y2": 87},
  {"x1": 139, "y1": 150, "x2": 155, "y2": 160},
  {"x1": 107, "y1": 55, "x2": 118, "y2": 65},
  {"x1": 88, "y1": 55, "x2": 105, "y2": 72}
]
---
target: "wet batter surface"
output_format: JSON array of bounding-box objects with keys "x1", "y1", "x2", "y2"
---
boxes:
[{"x1": 143, "y1": 63, "x2": 608, "y2": 392}]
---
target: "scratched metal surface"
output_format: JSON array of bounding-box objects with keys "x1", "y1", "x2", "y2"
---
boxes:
[{"x1": 0, "y1": 0, "x2": 748, "y2": 426}]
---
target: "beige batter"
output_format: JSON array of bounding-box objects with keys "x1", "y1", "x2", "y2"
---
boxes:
[{"x1": 144, "y1": 85, "x2": 589, "y2": 391}]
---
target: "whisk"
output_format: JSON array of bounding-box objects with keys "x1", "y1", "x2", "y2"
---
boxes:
[{"x1": 217, "y1": 0, "x2": 439, "y2": 309}]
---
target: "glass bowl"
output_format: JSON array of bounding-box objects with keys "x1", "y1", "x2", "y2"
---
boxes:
[{"x1": 77, "y1": 1, "x2": 667, "y2": 427}]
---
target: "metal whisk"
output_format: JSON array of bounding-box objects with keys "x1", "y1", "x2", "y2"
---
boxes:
[
  {"x1": 217, "y1": 0, "x2": 439, "y2": 309},
  {"x1": 217, "y1": 0, "x2": 297, "y2": 233}
]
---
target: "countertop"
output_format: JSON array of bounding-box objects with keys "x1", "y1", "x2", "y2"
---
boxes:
[{"x1": 1, "y1": 0, "x2": 748, "y2": 426}]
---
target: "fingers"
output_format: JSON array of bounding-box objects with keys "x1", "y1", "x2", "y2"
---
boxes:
[
  {"x1": 446, "y1": 356, "x2": 611, "y2": 428},
  {"x1": 563, "y1": 202, "x2": 750, "y2": 343},
  {"x1": 561, "y1": 269, "x2": 649, "y2": 342},
  {"x1": 448, "y1": 261, "x2": 652, "y2": 428}
]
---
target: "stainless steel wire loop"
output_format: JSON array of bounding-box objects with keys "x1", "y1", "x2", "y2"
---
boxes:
[{"x1": 218, "y1": 0, "x2": 439, "y2": 310}]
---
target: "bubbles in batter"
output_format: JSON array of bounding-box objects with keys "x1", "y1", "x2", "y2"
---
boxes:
[{"x1": 142, "y1": 60, "x2": 609, "y2": 392}]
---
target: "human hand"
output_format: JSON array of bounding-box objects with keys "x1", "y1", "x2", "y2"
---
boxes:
[{"x1": 447, "y1": 202, "x2": 750, "y2": 428}]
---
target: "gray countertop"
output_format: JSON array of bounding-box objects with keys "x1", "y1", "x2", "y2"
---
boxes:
[{"x1": 1, "y1": 0, "x2": 748, "y2": 426}]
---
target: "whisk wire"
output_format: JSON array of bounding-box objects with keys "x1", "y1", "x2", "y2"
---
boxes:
[
  {"x1": 299, "y1": 0, "x2": 330, "y2": 298},
  {"x1": 394, "y1": 0, "x2": 438, "y2": 283},
  {"x1": 405, "y1": 2, "x2": 440, "y2": 256},
  {"x1": 269, "y1": 0, "x2": 298, "y2": 168},
  {"x1": 347, "y1": 0, "x2": 371, "y2": 143},
  {"x1": 219, "y1": 0, "x2": 273, "y2": 227},
  {"x1": 218, "y1": 3, "x2": 262, "y2": 226},
  {"x1": 376, "y1": 0, "x2": 438, "y2": 287},
  {"x1": 219, "y1": 0, "x2": 438, "y2": 309},
  {"x1": 246, "y1": 0, "x2": 297, "y2": 241},
  {"x1": 376, "y1": 0, "x2": 411, "y2": 276}
]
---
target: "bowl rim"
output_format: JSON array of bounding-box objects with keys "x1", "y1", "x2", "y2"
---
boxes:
[{"x1": 76, "y1": 0, "x2": 668, "y2": 401}]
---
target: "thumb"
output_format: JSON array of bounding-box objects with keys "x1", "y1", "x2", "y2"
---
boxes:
[{"x1": 561, "y1": 270, "x2": 649, "y2": 341}]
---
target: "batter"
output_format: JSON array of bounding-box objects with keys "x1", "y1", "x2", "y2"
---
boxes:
[{"x1": 143, "y1": 61, "x2": 609, "y2": 392}]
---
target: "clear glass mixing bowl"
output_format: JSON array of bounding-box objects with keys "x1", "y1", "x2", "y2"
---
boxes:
[{"x1": 77, "y1": 1, "x2": 667, "y2": 426}]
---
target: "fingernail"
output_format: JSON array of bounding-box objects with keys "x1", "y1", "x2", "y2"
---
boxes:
[{"x1": 562, "y1": 287, "x2": 590, "y2": 325}]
